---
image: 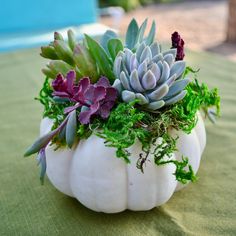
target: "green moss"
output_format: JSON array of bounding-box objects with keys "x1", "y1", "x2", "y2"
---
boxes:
[{"x1": 96, "y1": 101, "x2": 149, "y2": 163}]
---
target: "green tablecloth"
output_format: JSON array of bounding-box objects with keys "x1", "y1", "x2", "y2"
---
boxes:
[{"x1": 0, "y1": 48, "x2": 236, "y2": 236}]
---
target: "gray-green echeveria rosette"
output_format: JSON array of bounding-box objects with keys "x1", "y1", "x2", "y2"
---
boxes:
[{"x1": 112, "y1": 42, "x2": 190, "y2": 112}]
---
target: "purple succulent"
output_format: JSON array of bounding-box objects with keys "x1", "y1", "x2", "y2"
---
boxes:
[
  {"x1": 52, "y1": 70, "x2": 79, "y2": 102},
  {"x1": 171, "y1": 32, "x2": 185, "y2": 61},
  {"x1": 78, "y1": 77, "x2": 117, "y2": 124},
  {"x1": 52, "y1": 71, "x2": 118, "y2": 124},
  {"x1": 171, "y1": 32, "x2": 181, "y2": 48}
]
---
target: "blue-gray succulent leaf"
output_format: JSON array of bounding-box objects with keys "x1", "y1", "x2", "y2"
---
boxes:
[
  {"x1": 152, "y1": 53, "x2": 164, "y2": 64},
  {"x1": 145, "y1": 20, "x2": 156, "y2": 46},
  {"x1": 58, "y1": 124, "x2": 66, "y2": 141},
  {"x1": 136, "y1": 19, "x2": 148, "y2": 44},
  {"x1": 113, "y1": 56, "x2": 122, "y2": 78},
  {"x1": 157, "y1": 61, "x2": 163, "y2": 74},
  {"x1": 162, "y1": 48, "x2": 177, "y2": 58},
  {"x1": 141, "y1": 70, "x2": 157, "y2": 90},
  {"x1": 124, "y1": 48, "x2": 133, "y2": 60},
  {"x1": 147, "y1": 83, "x2": 169, "y2": 101},
  {"x1": 165, "y1": 78, "x2": 190, "y2": 98},
  {"x1": 150, "y1": 42, "x2": 160, "y2": 57},
  {"x1": 164, "y1": 90, "x2": 187, "y2": 105},
  {"x1": 138, "y1": 60, "x2": 148, "y2": 79},
  {"x1": 140, "y1": 46, "x2": 152, "y2": 64},
  {"x1": 125, "y1": 18, "x2": 139, "y2": 49},
  {"x1": 122, "y1": 90, "x2": 136, "y2": 103},
  {"x1": 207, "y1": 108, "x2": 217, "y2": 123},
  {"x1": 124, "y1": 48, "x2": 133, "y2": 72},
  {"x1": 36, "y1": 149, "x2": 47, "y2": 184},
  {"x1": 100, "y1": 30, "x2": 118, "y2": 53},
  {"x1": 146, "y1": 100, "x2": 165, "y2": 110},
  {"x1": 112, "y1": 79, "x2": 123, "y2": 94},
  {"x1": 135, "y1": 93, "x2": 149, "y2": 105},
  {"x1": 129, "y1": 54, "x2": 139, "y2": 72},
  {"x1": 120, "y1": 71, "x2": 132, "y2": 90},
  {"x1": 158, "y1": 61, "x2": 170, "y2": 84},
  {"x1": 136, "y1": 42, "x2": 146, "y2": 62},
  {"x1": 130, "y1": 69, "x2": 145, "y2": 92},
  {"x1": 166, "y1": 74, "x2": 177, "y2": 87},
  {"x1": 170, "y1": 61, "x2": 186, "y2": 79},
  {"x1": 150, "y1": 63, "x2": 161, "y2": 82},
  {"x1": 121, "y1": 59, "x2": 130, "y2": 76},
  {"x1": 164, "y1": 54, "x2": 175, "y2": 67},
  {"x1": 66, "y1": 109, "x2": 77, "y2": 148}
]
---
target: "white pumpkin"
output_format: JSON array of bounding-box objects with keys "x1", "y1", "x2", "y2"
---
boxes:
[
  {"x1": 194, "y1": 112, "x2": 206, "y2": 154},
  {"x1": 40, "y1": 112, "x2": 206, "y2": 213}
]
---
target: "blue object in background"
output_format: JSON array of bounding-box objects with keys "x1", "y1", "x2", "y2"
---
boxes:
[
  {"x1": 0, "y1": 0, "x2": 97, "y2": 33},
  {"x1": 0, "y1": 0, "x2": 98, "y2": 52}
]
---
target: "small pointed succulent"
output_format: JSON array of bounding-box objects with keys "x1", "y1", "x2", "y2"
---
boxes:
[
  {"x1": 41, "y1": 30, "x2": 100, "y2": 82},
  {"x1": 125, "y1": 18, "x2": 156, "y2": 51},
  {"x1": 40, "y1": 30, "x2": 120, "y2": 83},
  {"x1": 112, "y1": 42, "x2": 190, "y2": 111},
  {"x1": 100, "y1": 18, "x2": 156, "y2": 53},
  {"x1": 41, "y1": 19, "x2": 155, "y2": 85}
]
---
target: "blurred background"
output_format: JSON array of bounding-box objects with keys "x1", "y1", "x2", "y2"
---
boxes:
[
  {"x1": 0, "y1": 0, "x2": 236, "y2": 61},
  {"x1": 99, "y1": 0, "x2": 236, "y2": 62}
]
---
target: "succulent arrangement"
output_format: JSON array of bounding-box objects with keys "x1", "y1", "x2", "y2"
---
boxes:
[
  {"x1": 113, "y1": 44, "x2": 188, "y2": 111},
  {"x1": 25, "y1": 19, "x2": 220, "y2": 186}
]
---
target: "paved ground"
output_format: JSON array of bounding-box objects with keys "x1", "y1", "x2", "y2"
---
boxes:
[{"x1": 100, "y1": 0, "x2": 236, "y2": 62}]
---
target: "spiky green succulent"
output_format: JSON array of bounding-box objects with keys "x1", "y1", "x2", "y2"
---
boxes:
[
  {"x1": 100, "y1": 18, "x2": 156, "y2": 52},
  {"x1": 125, "y1": 18, "x2": 156, "y2": 51},
  {"x1": 40, "y1": 30, "x2": 120, "y2": 83},
  {"x1": 112, "y1": 42, "x2": 189, "y2": 111}
]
